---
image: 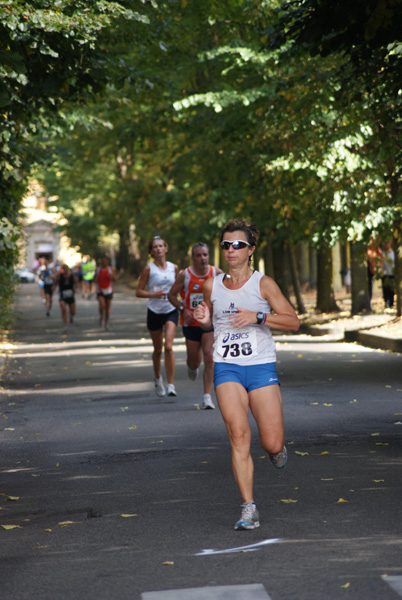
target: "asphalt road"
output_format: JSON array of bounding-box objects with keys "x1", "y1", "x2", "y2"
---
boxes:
[{"x1": 1, "y1": 283, "x2": 401, "y2": 600}]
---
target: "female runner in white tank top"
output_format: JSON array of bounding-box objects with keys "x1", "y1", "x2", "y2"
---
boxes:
[
  {"x1": 195, "y1": 218, "x2": 300, "y2": 530},
  {"x1": 136, "y1": 236, "x2": 179, "y2": 397}
]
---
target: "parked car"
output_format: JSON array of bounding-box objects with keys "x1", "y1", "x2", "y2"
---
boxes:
[{"x1": 15, "y1": 268, "x2": 36, "y2": 283}]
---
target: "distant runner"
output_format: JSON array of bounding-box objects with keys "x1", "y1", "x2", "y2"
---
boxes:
[
  {"x1": 168, "y1": 242, "x2": 222, "y2": 409},
  {"x1": 96, "y1": 255, "x2": 116, "y2": 331},
  {"x1": 136, "y1": 236, "x2": 179, "y2": 398},
  {"x1": 40, "y1": 259, "x2": 56, "y2": 317},
  {"x1": 82, "y1": 256, "x2": 96, "y2": 299},
  {"x1": 55, "y1": 264, "x2": 77, "y2": 333}
]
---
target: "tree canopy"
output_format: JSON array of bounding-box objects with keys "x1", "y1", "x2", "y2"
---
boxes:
[{"x1": 2, "y1": 0, "x2": 402, "y2": 325}]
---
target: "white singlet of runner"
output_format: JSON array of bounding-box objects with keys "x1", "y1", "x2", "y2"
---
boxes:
[
  {"x1": 211, "y1": 271, "x2": 276, "y2": 365},
  {"x1": 147, "y1": 261, "x2": 176, "y2": 314}
]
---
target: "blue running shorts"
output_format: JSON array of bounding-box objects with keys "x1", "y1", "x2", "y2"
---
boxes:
[{"x1": 214, "y1": 362, "x2": 280, "y2": 392}]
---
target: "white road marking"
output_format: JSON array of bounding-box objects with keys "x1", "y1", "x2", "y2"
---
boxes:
[
  {"x1": 383, "y1": 576, "x2": 402, "y2": 597},
  {"x1": 194, "y1": 538, "x2": 282, "y2": 556},
  {"x1": 142, "y1": 583, "x2": 272, "y2": 599}
]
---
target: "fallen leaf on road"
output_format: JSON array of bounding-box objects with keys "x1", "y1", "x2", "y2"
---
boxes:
[
  {"x1": 295, "y1": 451, "x2": 309, "y2": 456},
  {"x1": 375, "y1": 442, "x2": 389, "y2": 446},
  {"x1": 321, "y1": 478, "x2": 334, "y2": 481},
  {"x1": 129, "y1": 425, "x2": 137, "y2": 430},
  {"x1": 323, "y1": 403, "x2": 333, "y2": 407},
  {"x1": 371, "y1": 433, "x2": 380, "y2": 437},
  {"x1": 74, "y1": 422, "x2": 82, "y2": 426},
  {"x1": 201, "y1": 461, "x2": 210, "y2": 464},
  {"x1": 85, "y1": 361, "x2": 91, "y2": 365},
  {"x1": 120, "y1": 514, "x2": 138, "y2": 518},
  {"x1": 280, "y1": 499, "x2": 298, "y2": 503},
  {"x1": 2, "y1": 414, "x2": 8, "y2": 419},
  {"x1": 5, "y1": 428, "x2": 15, "y2": 431},
  {"x1": 310, "y1": 402, "x2": 319, "y2": 405},
  {"x1": 58, "y1": 521, "x2": 75, "y2": 527},
  {"x1": 45, "y1": 529, "x2": 52, "y2": 532},
  {"x1": 340, "y1": 583, "x2": 350, "y2": 589},
  {"x1": 320, "y1": 451, "x2": 329, "y2": 455},
  {"x1": 350, "y1": 399, "x2": 357, "y2": 404},
  {"x1": 372, "y1": 480, "x2": 384, "y2": 483},
  {"x1": 1, "y1": 524, "x2": 22, "y2": 530},
  {"x1": 259, "y1": 456, "x2": 266, "y2": 459},
  {"x1": 161, "y1": 561, "x2": 174, "y2": 566},
  {"x1": 34, "y1": 384, "x2": 41, "y2": 388},
  {"x1": 336, "y1": 498, "x2": 348, "y2": 503},
  {"x1": 297, "y1": 354, "x2": 303, "y2": 358},
  {"x1": 194, "y1": 404, "x2": 200, "y2": 410},
  {"x1": 151, "y1": 440, "x2": 163, "y2": 444},
  {"x1": 394, "y1": 421, "x2": 402, "y2": 425},
  {"x1": 4, "y1": 496, "x2": 19, "y2": 501}
]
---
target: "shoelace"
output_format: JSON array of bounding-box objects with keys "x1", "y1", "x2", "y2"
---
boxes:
[{"x1": 240, "y1": 502, "x2": 256, "y2": 522}]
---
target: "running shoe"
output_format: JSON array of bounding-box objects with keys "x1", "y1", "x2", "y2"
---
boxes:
[
  {"x1": 166, "y1": 383, "x2": 177, "y2": 397},
  {"x1": 154, "y1": 377, "x2": 166, "y2": 397},
  {"x1": 202, "y1": 394, "x2": 215, "y2": 409},
  {"x1": 187, "y1": 366, "x2": 199, "y2": 381},
  {"x1": 269, "y1": 445, "x2": 287, "y2": 469},
  {"x1": 234, "y1": 502, "x2": 260, "y2": 530}
]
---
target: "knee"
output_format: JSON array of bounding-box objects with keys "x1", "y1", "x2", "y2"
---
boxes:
[
  {"x1": 261, "y1": 435, "x2": 284, "y2": 456},
  {"x1": 164, "y1": 341, "x2": 174, "y2": 353},
  {"x1": 153, "y1": 346, "x2": 163, "y2": 358},
  {"x1": 203, "y1": 350, "x2": 213, "y2": 366},
  {"x1": 229, "y1": 427, "x2": 250, "y2": 452}
]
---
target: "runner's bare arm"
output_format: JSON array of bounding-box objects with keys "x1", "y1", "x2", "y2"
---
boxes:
[
  {"x1": 135, "y1": 265, "x2": 164, "y2": 299},
  {"x1": 228, "y1": 276, "x2": 299, "y2": 331},
  {"x1": 167, "y1": 270, "x2": 185, "y2": 308},
  {"x1": 194, "y1": 278, "x2": 213, "y2": 329}
]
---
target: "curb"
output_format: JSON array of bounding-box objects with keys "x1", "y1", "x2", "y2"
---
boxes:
[
  {"x1": 344, "y1": 330, "x2": 402, "y2": 353},
  {"x1": 300, "y1": 324, "x2": 402, "y2": 354}
]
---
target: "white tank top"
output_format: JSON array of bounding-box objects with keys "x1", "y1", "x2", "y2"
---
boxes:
[
  {"x1": 211, "y1": 271, "x2": 276, "y2": 365},
  {"x1": 147, "y1": 261, "x2": 176, "y2": 314}
]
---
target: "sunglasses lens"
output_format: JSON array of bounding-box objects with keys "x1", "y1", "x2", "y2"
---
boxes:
[
  {"x1": 220, "y1": 240, "x2": 249, "y2": 250},
  {"x1": 232, "y1": 241, "x2": 245, "y2": 249}
]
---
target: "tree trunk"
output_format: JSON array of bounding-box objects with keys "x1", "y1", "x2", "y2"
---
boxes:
[
  {"x1": 272, "y1": 239, "x2": 289, "y2": 300},
  {"x1": 287, "y1": 244, "x2": 306, "y2": 314},
  {"x1": 350, "y1": 240, "x2": 371, "y2": 315},
  {"x1": 263, "y1": 237, "x2": 275, "y2": 279},
  {"x1": 316, "y1": 244, "x2": 339, "y2": 313},
  {"x1": 117, "y1": 228, "x2": 130, "y2": 272},
  {"x1": 393, "y1": 218, "x2": 402, "y2": 317}
]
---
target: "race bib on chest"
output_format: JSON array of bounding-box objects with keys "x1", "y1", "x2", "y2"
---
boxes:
[
  {"x1": 62, "y1": 289, "x2": 73, "y2": 299},
  {"x1": 216, "y1": 328, "x2": 258, "y2": 360},
  {"x1": 101, "y1": 287, "x2": 112, "y2": 295},
  {"x1": 44, "y1": 276, "x2": 54, "y2": 285},
  {"x1": 189, "y1": 292, "x2": 203, "y2": 309}
]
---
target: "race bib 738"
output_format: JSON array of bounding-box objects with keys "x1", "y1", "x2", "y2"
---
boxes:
[{"x1": 217, "y1": 328, "x2": 258, "y2": 359}]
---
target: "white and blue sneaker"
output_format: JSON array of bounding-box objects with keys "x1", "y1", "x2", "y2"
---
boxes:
[
  {"x1": 270, "y1": 445, "x2": 287, "y2": 469},
  {"x1": 234, "y1": 502, "x2": 260, "y2": 530}
]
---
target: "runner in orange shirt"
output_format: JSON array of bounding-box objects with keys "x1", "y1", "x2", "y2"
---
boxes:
[
  {"x1": 168, "y1": 243, "x2": 222, "y2": 409},
  {"x1": 96, "y1": 255, "x2": 116, "y2": 331}
]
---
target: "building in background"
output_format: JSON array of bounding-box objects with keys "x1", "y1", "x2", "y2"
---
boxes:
[{"x1": 18, "y1": 181, "x2": 81, "y2": 270}]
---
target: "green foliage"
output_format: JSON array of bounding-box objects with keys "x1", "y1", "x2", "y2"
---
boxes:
[{"x1": 0, "y1": 0, "x2": 146, "y2": 325}]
